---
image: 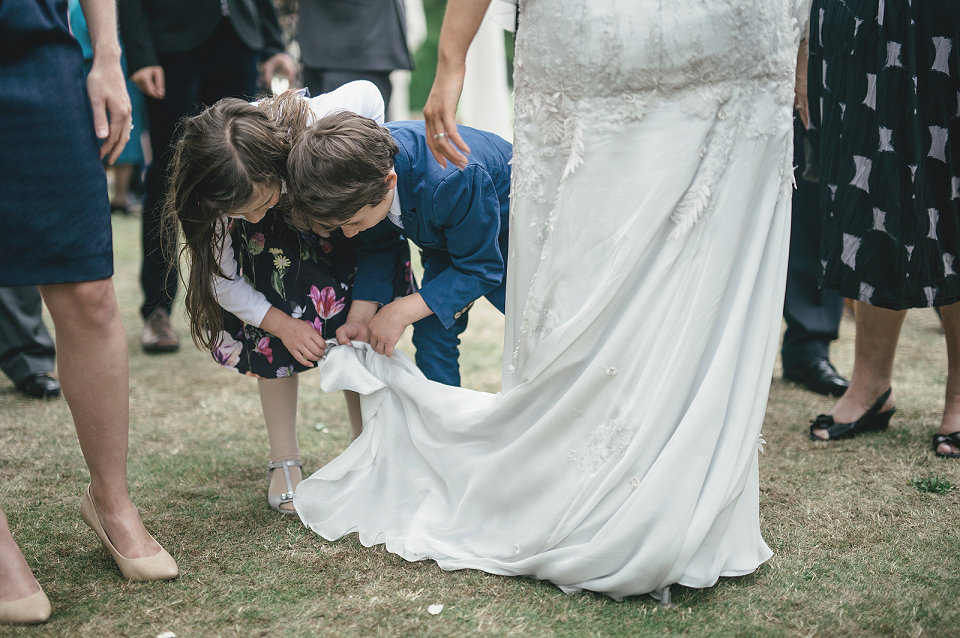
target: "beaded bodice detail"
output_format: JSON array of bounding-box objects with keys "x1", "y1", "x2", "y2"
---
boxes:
[
  {"x1": 511, "y1": 0, "x2": 800, "y2": 236},
  {"x1": 506, "y1": 0, "x2": 805, "y2": 380}
]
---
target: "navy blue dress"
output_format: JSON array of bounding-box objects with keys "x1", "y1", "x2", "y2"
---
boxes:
[{"x1": 0, "y1": 0, "x2": 113, "y2": 286}]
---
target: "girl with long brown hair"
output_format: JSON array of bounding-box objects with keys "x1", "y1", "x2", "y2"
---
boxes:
[{"x1": 164, "y1": 82, "x2": 412, "y2": 513}]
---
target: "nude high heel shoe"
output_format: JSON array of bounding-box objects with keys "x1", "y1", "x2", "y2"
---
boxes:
[
  {"x1": 0, "y1": 586, "x2": 51, "y2": 625},
  {"x1": 79, "y1": 485, "x2": 179, "y2": 581}
]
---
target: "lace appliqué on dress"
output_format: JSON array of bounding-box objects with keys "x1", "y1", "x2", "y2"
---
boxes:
[
  {"x1": 511, "y1": 0, "x2": 798, "y2": 243},
  {"x1": 521, "y1": 292, "x2": 559, "y2": 339},
  {"x1": 568, "y1": 420, "x2": 632, "y2": 474}
]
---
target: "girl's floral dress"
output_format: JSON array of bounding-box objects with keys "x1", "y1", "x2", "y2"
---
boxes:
[{"x1": 214, "y1": 209, "x2": 415, "y2": 378}]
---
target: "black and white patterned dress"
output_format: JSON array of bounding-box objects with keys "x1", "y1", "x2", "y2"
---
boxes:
[{"x1": 810, "y1": 0, "x2": 960, "y2": 309}]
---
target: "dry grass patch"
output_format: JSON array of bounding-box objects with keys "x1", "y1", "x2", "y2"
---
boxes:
[{"x1": 1, "y1": 215, "x2": 959, "y2": 636}]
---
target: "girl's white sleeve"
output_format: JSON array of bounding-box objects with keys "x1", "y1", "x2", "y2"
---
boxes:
[
  {"x1": 211, "y1": 218, "x2": 273, "y2": 327},
  {"x1": 306, "y1": 80, "x2": 386, "y2": 125}
]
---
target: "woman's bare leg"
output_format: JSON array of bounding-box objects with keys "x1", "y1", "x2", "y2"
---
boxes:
[
  {"x1": 936, "y1": 302, "x2": 960, "y2": 455},
  {"x1": 39, "y1": 279, "x2": 160, "y2": 558},
  {"x1": 813, "y1": 301, "x2": 904, "y2": 438},
  {"x1": 0, "y1": 509, "x2": 39, "y2": 603}
]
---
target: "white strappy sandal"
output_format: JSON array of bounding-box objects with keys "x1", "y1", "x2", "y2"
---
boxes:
[{"x1": 267, "y1": 460, "x2": 302, "y2": 514}]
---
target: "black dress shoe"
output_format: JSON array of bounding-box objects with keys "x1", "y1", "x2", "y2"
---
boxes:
[
  {"x1": 783, "y1": 358, "x2": 849, "y2": 397},
  {"x1": 16, "y1": 372, "x2": 61, "y2": 399}
]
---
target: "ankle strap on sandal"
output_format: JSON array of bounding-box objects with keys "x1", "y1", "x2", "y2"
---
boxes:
[
  {"x1": 267, "y1": 460, "x2": 303, "y2": 500},
  {"x1": 267, "y1": 460, "x2": 303, "y2": 470}
]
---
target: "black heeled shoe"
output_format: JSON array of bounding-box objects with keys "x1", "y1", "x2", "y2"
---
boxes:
[
  {"x1": 932, "y1": 432, "x2": 960, "y2": 458},
  {"x1": 809, "y1": 388, "x2": 896, "y2": 441}
]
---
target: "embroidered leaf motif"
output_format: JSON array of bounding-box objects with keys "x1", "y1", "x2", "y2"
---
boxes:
[{"x1": 271, "y1": 270, "x2": 285, "y2": 298}]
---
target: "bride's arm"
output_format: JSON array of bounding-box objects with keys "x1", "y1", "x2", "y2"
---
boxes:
[{"x1": 423, "y1": 0, "x2": 493, "y2": 170}]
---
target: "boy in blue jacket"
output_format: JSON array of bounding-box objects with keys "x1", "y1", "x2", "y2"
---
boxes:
[{"x1": 287, "y1": 111, "x2": 512, "y2": 386}]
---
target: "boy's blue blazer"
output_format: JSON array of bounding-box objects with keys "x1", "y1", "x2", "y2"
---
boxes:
[{"x1": 352, "y1": 121, "x2": 512, "y2": 329}]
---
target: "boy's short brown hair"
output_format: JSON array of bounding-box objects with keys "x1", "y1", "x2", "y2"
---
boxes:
[{"x1": 287, "y1": 111, "x2": 398, "y2": 231}]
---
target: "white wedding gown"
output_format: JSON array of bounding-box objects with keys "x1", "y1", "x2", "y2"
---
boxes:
[{"x1": 296, "y1": 0, "x2": 803, "y2": 599}]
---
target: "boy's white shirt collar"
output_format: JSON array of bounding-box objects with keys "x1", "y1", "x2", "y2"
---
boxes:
[{"x1": 386, "y1": 189, "x2": 403, "y2": 229}]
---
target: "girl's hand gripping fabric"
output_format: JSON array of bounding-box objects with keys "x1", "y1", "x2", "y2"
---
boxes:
[{"x1": 260, "y1": 307, "x2": 327, "y2": 367}]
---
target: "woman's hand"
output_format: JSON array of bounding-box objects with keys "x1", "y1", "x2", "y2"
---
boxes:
[
  {"x1": 78, "y1": 0, "x2": 131, "y2": 164},
  {"x1": 131, "y1": 66, "x2": 165, "y2": 99},
  {"x1": 423, "y1": 0, "x2": 493, "y2": 169},
  {"x1": 87, "y1": 55, "x2": 132, "y2": 164},
  {"x1": 424, "y1": 61, "x2": 470, "y2": 169}
]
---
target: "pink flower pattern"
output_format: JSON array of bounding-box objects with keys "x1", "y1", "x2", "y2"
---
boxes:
[
  {"x1": 310, "y1": 317, "x2": 323, "y2": 334},
  {"x1": 309, "y1": 285, "x2": 345, "y2": 319},
  {"x1": 255, "y1": 336, "x2": 274, "y2": 363}
]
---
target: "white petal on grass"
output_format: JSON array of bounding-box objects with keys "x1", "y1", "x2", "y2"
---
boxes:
[{"x1": 427, "y1": 604, "x2": 444, "y2": 615}]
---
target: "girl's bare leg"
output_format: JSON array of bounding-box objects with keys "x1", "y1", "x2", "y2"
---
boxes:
[
  {"x1": 258, "y1": 376, "x2": 302, "y2": 512},
  {"x1": 39, "y1": 279, "x2": 160, "y2": 558}
]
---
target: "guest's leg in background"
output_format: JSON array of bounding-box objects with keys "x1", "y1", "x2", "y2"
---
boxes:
[
  {"x1": 782, "y1": 117, "x2": 848, "y2": 397},
  {"x1": 0, "y1": 286, "x2": 59, "y2": 399},
  {"x1": 139, "y1": 20, "x2": 259, "y2": 354}
]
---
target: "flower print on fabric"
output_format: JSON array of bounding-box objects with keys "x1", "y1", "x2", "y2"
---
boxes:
[
  {"x1": 269, "y1": 247, "x2": 290, "y2": 298},
  {"x1": 255, "y1": 336, "x2": 274, "y2": 363},
  {"x1": 310, "y1": 285, "x2": 345, "y2": 319},
  {"x1": 247, "y1": 232, "x2": 265, "y2": 255},
  {"x1": 218, "y1": 210, "x2": 408, "y2": 379},
  {"x1": 213, "y1": 331, "x2": 242, "y2": 369}
]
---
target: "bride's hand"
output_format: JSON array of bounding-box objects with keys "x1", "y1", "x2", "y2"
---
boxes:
[{"x1": 424, "y1": 60, "x2": 471, "y2": 170}]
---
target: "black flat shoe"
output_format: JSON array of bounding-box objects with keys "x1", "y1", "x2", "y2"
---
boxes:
[
  {"x1": 784, "y1": 358, "x2": 849, "y2": 397},
  {"x1": 809, "y1": 388, "x2": 895, "y2": 441},
  {"x1": 16, "y1": 372, "x2": 61, "y2": 399},
  {"x1": 932, "y1": 432, "x2": 960, "y2": 458}
]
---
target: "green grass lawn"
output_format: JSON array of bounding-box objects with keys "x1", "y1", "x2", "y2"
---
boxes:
[{"x1": 2, "y1": 214, "x2": 959, "y2": 637}]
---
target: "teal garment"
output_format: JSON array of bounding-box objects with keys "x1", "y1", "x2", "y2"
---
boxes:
[
  {"x1": 66, "y1": 0, "x2": 93, "y2": 59},
  {"x1": 67, "y1": 0, "x2": 145, "y2": 167}
]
